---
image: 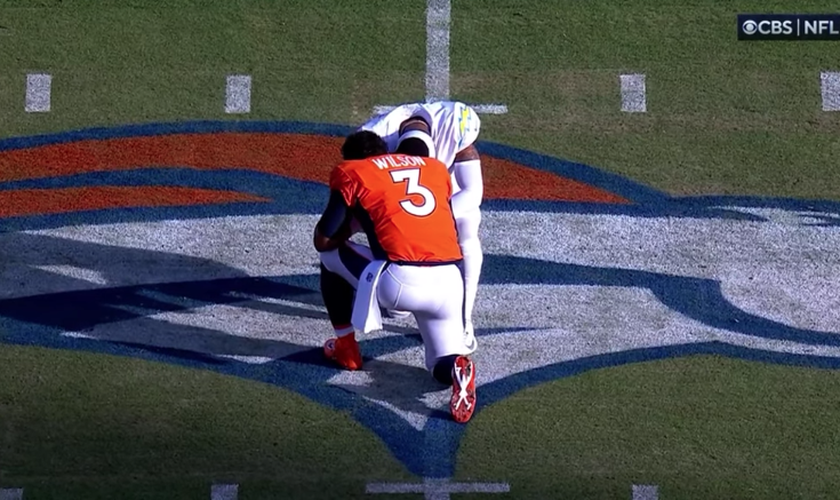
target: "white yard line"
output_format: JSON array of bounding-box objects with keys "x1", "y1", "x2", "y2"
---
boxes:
[
  {"x1": 372, "y1": 0, "x2": 507, "y2": 116},
  {"x1": 820, "y1": 71, "x2": 840, "y2": 111},
  {"x1": 425, "y1": 0, "x2": 451, "y2": 102},
  {"x1": 620, "y1": 73, "x2": 646, "y2": 113},
  {"x1": 470, "y1": 103, "x2": 509, "y2": 114},
  {"x1": 210, "y1": 483, "x2": 238, "y2": 500},
  {"x1": 371, "y1": 104, "x2": 397, "y2": 115},
  {"x1": 0, "y1": 489, "x2": 24, "y2": 500},
  {"x1": 367, "y1": 478, "x2": 510, "y2": 500},
  {"x1": 225, "y1": 75, "x2": 251, "y2": 114},
  {"x1": 372, "y1": 103, "x2": 508, "y2": 116},
  {"x1": 632, "y1": 484, "x2": 659, "y2": 500},
  {"x1": 25, "y1": 73, "x2": 51, "y2": 113}
]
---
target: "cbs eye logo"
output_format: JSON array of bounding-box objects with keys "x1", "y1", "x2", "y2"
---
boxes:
[
  {"x1": 741, "y1": 19, "x2": 794, "y2": 36},
  {"x1": 742, "y1": 20, "x2": 758, "y2": 35}
]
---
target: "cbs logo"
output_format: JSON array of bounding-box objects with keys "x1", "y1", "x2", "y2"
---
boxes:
[{"x1": 742, "y1": 19, "x2": 794, "y2": 35}]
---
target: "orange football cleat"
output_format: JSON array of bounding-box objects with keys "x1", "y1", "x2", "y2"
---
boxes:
[
  {"x1": 323, "y1": 333, "x2": 363, "y2": 371},
  {"x1": 450, "y1": 355, "x2": 476, "y2": 423}
]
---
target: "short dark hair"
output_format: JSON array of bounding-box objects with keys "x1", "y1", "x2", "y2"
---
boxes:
[{"x1": 341, "y1": 131, "x2": 388, "y2": 160}]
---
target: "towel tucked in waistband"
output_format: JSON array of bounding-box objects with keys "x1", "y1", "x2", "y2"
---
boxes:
[{"x1": 351, "y1": 260, "x2": 388, "y2": 333}]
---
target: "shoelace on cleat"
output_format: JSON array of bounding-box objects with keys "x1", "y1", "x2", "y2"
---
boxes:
[{"x1": 453, "y1": 363, "x2": 473, "y2": 410}]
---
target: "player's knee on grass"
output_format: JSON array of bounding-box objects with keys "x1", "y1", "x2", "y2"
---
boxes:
[
  {"x1": 420, "y1": 319, "x2": 471, "y2": 376},
  {"x1": 432, "y1": 354, "x2": 460, "y2": 385}
]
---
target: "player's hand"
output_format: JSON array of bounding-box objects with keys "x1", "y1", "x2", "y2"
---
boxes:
[{"x1": 314, "y1": 216, "x2": 358, "y2": 252}]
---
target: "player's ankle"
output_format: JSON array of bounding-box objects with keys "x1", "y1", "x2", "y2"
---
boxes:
[
  {"x1": 336, "y1": 331, "x2": 357, "y2": 346},
  {"x1": 432, "y1": 354, "x2": 460, "y2": 384},
  {"x1": 333, "y1": 324, "x2": 354, "y2": 337}
]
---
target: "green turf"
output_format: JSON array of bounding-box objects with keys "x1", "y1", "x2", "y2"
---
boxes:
[
  {"x1": 2, "y1": 0, "x2": 840, "y2": 497},
  {"x1": 0, "y1": 344, "x2": 413, "y2": 499},
  {"x1": 0, "y1": 0, "x2": 426, "y2": 132},
  {"x1": 452, "y1": 0, "x2": 840, "y2": 199},
  {"x1": 456, "y1": 355, "x2": 840, "y2": 499},
  {"x1": 2, "y1": 0, "x2": 840, "y2": 198}
]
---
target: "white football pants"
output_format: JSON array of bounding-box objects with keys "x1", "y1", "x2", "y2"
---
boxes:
[
  {"x1": 319, "y1": 245, "x2": 470, "y2": 373},
  {"x1": 376, "y1": 262, "x2": 469, "y2": 372}
]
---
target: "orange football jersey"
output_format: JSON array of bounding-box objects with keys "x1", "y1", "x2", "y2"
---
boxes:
[{"x1": 330, "y1": 154, "x2": 463, "y2": 263}]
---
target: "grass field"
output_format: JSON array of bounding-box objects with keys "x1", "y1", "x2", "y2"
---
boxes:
[
  {"x1": 2, "y1": 1, "x2": 840, "y2": 498},
  {"x1": 5, "y1": 347, "x2": 840, "y2": 499},
  {"x1": 0, "y1": 0, "x2": 839, "y2": 198}
]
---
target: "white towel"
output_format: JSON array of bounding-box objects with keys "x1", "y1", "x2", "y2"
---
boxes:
[{"x1": 352, "y1": 260, "x2": 388, "y2": 333}]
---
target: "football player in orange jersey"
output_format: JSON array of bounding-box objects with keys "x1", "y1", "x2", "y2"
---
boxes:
[
  {"x1": 312, "y1": 130, "x2": 476, "y2": 423},
  {"x1": 360, "y1": 102, "x2": 482, "y2": 355}
]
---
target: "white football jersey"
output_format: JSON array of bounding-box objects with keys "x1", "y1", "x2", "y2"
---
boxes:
[{"x1": 359, "y1": 101, "x2": 480, "y2": 170}]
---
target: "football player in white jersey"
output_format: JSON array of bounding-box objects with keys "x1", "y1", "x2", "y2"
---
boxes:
[{"x1": 359, "y1": 101, "x2": 483, "y2": 353}]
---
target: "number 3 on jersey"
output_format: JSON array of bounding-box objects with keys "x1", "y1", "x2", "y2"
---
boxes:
[{"x1": 390, "y1": 168, "x2": 436, "y2": 217}]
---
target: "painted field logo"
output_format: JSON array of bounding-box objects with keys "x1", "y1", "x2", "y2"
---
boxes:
[{"x1": 1, "y1": 120, "x2": 840, "y2": 478}]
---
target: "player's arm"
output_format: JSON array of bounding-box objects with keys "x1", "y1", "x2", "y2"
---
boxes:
[
  {"x1": 454, "y1": 144, "x2": 480, "y2": 162},
  {"x1": 314, "y1": 167, "x2": 356, "y2": 252},
  {"x1": 313, "y1": 191, "x2": 353, "y2": 252},
  {"x1": 450, "y1": 144, "x2": 484, "y2": 218}
]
